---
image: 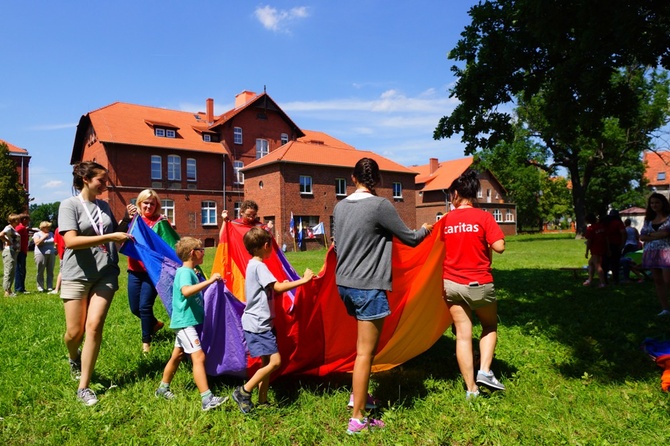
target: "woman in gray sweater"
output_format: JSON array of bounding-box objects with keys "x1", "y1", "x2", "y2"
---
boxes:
[{"x1": 333, "y1": 157, "x2": 432, "y2": 434}]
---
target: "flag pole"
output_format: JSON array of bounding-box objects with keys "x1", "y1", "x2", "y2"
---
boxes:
[{"x1": 322, "y1": 232, "x2": 327, "y2": 249}]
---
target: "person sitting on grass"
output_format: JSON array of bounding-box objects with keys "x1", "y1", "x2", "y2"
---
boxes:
[
  {"x1": 232, "y1": 227, "x2": 314, "y2": 413},
  {"x1": 155, "y1": 237, "x2": 227, "y2": 411}
]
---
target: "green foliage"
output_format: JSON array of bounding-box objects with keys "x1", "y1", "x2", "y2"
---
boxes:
[
  {"x1": 29, "y1": 202, "x2": 60, "y2": 228},
  {"x1": 436, "y1": 0, "x2": 670, "y2": 233},
  {"x1": 1, "y1": 240, "x2": 670, "y2": 444},
  {"x1": 0, "y1": 142, "x2": 28, "y2": 220}
]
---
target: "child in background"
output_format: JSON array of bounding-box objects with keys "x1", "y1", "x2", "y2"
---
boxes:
[
  {"x1": 584, "y1": 212, "x2": 607, "y2": 288},
  {"x1": 155, "y1": 237, "x2": 227, "y2": 411},
  {"x1": 232, "y1": 227, "x2": 314, "y2": 413}
]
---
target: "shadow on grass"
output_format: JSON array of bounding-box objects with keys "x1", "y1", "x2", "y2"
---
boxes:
[{"x1": 495, "y1": 268, "x2": 670, "y2": 383}]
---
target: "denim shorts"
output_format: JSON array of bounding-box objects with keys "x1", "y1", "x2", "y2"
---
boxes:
[
  {"x1": 244, "y1": 329, "x2": 278, "y2": 358},
  {"x1": 443, "y1": 279, "x2": 496, "y2": 310},
  {"x1": 337, "y1": 286, "x2": 391, "y2": 321}
]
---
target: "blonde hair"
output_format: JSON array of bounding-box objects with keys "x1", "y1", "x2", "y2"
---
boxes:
[
  {"x1": 7, "y1": 214, "x2": 20, "y2": 225},
  {"x1": 135, "y1": 189, "x2": 162, "y2": 216},
  {"x1": 39, "y1": 221, "x2": 52, "y2": 231},
  {"x1": 175, "y1": 237, "x2": 202, "y2": 261}
]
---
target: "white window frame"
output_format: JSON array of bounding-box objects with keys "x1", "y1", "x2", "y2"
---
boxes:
[
  {"x1": 166, "y1": 129, "x2": 176, "y2": 138},
  {"x1": 167, "y1": 155, "x2": 181, "y2": 181},
  {"x1": 300, "y1": 175, "x2": 313, "y2": 195},
  {"x1": 203, "y1": 134, "x2": 211, "y2": 142},
  {"x1": 477, "y1": 188, "x2": 483, "y2": 198},
  {"x1": 186, "y1": 158, "x2": 196, "y2": 182},
  {"x1": 233, "y1": 160, "x2": 244, "y2": 184},
  {"x1": 234, "y1": 202, "x2": 242, "y2": 219},
  {"x1": 201, "y1": 201, "x2": 217, "y2": 226},
  {"x1": 505, "y1": 209, "x2": 515, "y2": 222},
  {"x1": 234, "y1": 127, "x2": 243, "y2": 145},
  {"x1": 161, "y1": 199, "x2": 175, "y2": 225},
  {"x1": 256, "y1": 139, "x2": 269, "y2": 159},
  {"x1": 335, "y1": 178, "x2": 346, "y2": 196},
  {"x1": 393, "y1": 182, "x2": 403, "y2": 199},
  {"x1": 281, "y1": 133, "x2": 288, "y2": 145},
  {"x1": 155, "y1": 128, "x2": 166, "y2": 137},
  {"x1": 151, "y1": 155, "x2": 162, "y2": 180},
  {"x1": 658, "y1": 172, "x2": 666, "y2": 181},
  {"x1": 493, "y1": 209, "x2": 503, "y2": 222}
]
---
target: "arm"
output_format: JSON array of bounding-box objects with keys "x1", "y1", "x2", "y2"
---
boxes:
[
  {"x1": 62, "y1": 230, "x2": 130, "y2": 250},
  {"x1": 181, "y1": 272, "x2": 222, "y2": 298},
  {"x1": 218, "y1": 210, "x2": 230, "y2": 241},
  {"x1": 490, "y1": 238, "x2": 505, "y2": 254},
  {"x1": 273, "y1": 269, "x2": 314, "y2": 293},
  {"x1": 34, "y1": 232, "x2": 49, "y2": 247},
  {"x1": 377, "y1": 200, "x2": 430, "y2": 247}
]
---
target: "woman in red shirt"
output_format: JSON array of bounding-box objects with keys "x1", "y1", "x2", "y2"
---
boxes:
[{"x1": 441, "y1": 170, "x2": 506, "y2": 399}]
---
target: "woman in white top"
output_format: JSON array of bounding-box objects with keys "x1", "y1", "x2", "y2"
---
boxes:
[
  {"x1": 58, "y1": 161, "x2": 131, "y2": 406},
  {"x1": 33, "y1": 221, "x2": 56, "y2": 291}
]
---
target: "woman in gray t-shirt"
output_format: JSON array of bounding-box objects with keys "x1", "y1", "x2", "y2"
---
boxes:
[{"x1": 58, "y1": 161, "x2": 132, "y2": 407}]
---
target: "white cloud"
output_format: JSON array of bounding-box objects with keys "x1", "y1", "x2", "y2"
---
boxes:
[
  {"x1": 43, "y1": 180, "x2": 64, "y2": 188},
  {"x1": 27, "y1": 123, "x2": 76, "y2": 131},
  {"x1": 254, "y1": 5, "x2": 309, "y2": 32}
]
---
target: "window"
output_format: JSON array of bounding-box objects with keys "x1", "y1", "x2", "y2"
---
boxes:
[
  {"x1": 201, "y1": 201, "x2": 217, "y2": 225},
  {"x1": 166, "y1": 129, "x2": 176, "y2": 138},
  {"x1": 167, "y1": 155, "x2": 181, "y2": 181},
  {"x1": 256, "y1": 139, "x2": 269, "y2": 159},
  {"x1": 234, "y1": 202, "x2": 242, "y2": 219},
  {"x1": 162, "y1": 199, "x2": 175, "y2": 225},
  {"x1": 477, "y1": 188, "x2": 482, "y2": 198},
  {"x1": 335, "y1": 178, "x2": 346, "y2": 196},
  {"x1": 505, "y1": 209, "x2": 515, "y2": 222},
  {"x1": 300, "y1": 175, "x2": 313, "y2": 194},
  {"x1": 203, "y1": 134, "x2": 211, "y2": 142},
  {"x1": 492, "y1": 209, "x2": 502, "y2": 222},
  {"x1": 151, "y1": 155, "x2": 162, "y2": 180},
  {"x1": 658, "y1": 172, "x2": 666, "y2": 181},
  {"x1": 155, "y1": 128, "x2": 165, "y2": 137},
  {"x1": 234, "y1": 127, "x2": 243, "y2": 144},
  {"x1": 281, "y1": 133, "x2": 288, "y2": 145},
  {"x1": 233, "y1": 160, "x2": 244, "y2": 184},
  {"x1": 186, "y1": 158, "x2": 196, "y2": 182},
  {"x1": 436, "y1": 212, "x2": 444, "y2": 221},
  {"x1": 393, "y1": 182, "x2": 403, "y2": 199}
]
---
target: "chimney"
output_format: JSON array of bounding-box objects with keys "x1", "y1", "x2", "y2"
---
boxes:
[
  {"x1": 429, "y1": 158, "x2": 439, "y2": 174},
  {"x1": 206, "y1": 98, "x2": 214, "y2": 123},
  {"x1": 235, "y1": 91, "x2": 257, "y2": 109}
]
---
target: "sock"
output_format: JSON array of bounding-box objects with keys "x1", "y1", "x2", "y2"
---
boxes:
[
  {"x1": 200, "y1": 389, "x2": 212, "y2": 401},
  {"x1": 239, "y1": 386, "x2": 251, "y2": 396},
  {"x1": 159, "y1": 382, "x2": 169, "y2": 390}
]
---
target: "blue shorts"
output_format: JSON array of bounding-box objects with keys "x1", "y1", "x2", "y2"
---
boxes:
[
  {"x1": 244, "y1": 329, "x2": 278, "y2": 358},
  {"x1": 337, "y1": 286, "x2": 391, "y2": 321}
]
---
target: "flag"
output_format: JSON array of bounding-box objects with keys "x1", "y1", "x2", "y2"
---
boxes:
[
  {"x1": 307, "y1": 227, "x2": 314, "y2": 239},
  {"x1": 297, "y1": 218, "x2": 303, "y2": 245},
  {"x1": 312, "y1": 222, "x2": 325, "y2": 236},
  {"x1": 120, "y1": 216, "x2": 182, "y2": 317},
  {"x1": 289, "y1": 212, "x2": 295, "y2": 238}
]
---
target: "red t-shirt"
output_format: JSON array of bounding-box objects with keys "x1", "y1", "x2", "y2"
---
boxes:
[
  {"x1": 585, "y1": 222, "x2": 607, "y2": 256},
  {"x1": 441, "y1": 207, "x2": 505, "y2": 285},
  {"x1": 605, "y1": 219, "x2": 625, "y2": 245},
  {"x1": 54, "y1": 227, "x2": 65, "y2": 260}
]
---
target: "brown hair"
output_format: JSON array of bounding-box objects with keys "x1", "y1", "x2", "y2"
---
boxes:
[
  {"x1": 243, "y1": 227, "x2": 273, "y2": 256},
  {"x1": 352, "y1": 158, "x2": 381, "y2": 196},
  {"x1": 72, "y1": 161, "x2": 107, "y2": 191}
]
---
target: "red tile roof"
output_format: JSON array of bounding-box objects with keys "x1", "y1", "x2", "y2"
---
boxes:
[
  {"x1": 0, "y1": 139, "x2": 29, "y2": 155},
  {"x1": 83, "y1": 102, "x2": 227, "y2": 155},
  {"x1": 644, "y1": 150, "x2": 670, "y2": 187},
  {"x1": 243, "y1": 129, "x2": 416, "y2": 174},
  {"x1": 412, "y1": 157, "x2": 474, "y2": 191}
]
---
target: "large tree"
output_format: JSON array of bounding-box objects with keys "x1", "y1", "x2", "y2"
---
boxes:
[
  {"x1": 435, "y1": 0, "x2": 670, "y2": 233},
  {"x1": 0, "y1": 142, "x2": 28, "y2": 220}
]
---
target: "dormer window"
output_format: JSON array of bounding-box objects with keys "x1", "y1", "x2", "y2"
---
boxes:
[
  {"x1": 155, "y1": 128, "x2": 165, "y2": 137},
  {"x1": 146, "y1": 119, "x2": 179, "y2": 138},
  {"x1": 166, "y1": 129, "x2": 176, "y2": 138},
  {"x1": 203, "y1": 134, "x2": 211, "y2": 142}
]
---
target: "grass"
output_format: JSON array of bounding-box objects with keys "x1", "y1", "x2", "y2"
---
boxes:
[{"x1": 1, "y1": 234, "x2": 670, "y2": 445}]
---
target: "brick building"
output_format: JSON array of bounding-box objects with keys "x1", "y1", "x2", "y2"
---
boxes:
[
  {"x1": 71, "y1": 91, "x2": 303, "y2": 246},
  {"x1": 1, "y1": 139, "x2": 31, "y2": 197},
  {"x1": 242, "y1": 130, "x2": 421, "y2": 249},
  {"x1": 643, "y1": 150, "x2": 670, "y2": 198},
  {"x1": 412, "y1": 157, "x2": 517, "y2": 236}
]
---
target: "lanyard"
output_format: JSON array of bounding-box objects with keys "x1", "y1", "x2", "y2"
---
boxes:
[{"x1": 78, "y1": 195, "x2": 104, "y2": 236}]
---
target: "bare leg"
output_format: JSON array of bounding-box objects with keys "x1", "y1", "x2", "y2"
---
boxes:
[
  {"x1": 160, "y1": 347, "x2": 184, "y2": 385},
  {"x1": 448, "y1": 303, "x2": 477, "y2": 392},
  {"x1": 63, "y1": 298, "x2": 87, "y2": 360},
  {"x1": 351, "y1": 318, "x2": 384, "y2": 420},
  {"x1": 78, "y1": 292, "x2": 113, "y2": 390},
  {"x1": 474, "y1": 302, "x2": 498, "y2": 373},
  {"x1": 245, "y1": 353, "x2": 281, "y2": 403}
]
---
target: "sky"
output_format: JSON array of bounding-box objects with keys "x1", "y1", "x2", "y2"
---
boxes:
[{"x1": 1, "y1": 1, "x2": 478, "y2": 205}]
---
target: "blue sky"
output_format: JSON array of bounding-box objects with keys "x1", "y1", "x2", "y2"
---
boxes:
[{"x1": 1, "y1": 1, "x2": 477, "y2": 204}]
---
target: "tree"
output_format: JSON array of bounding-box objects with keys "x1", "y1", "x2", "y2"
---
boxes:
[
  {"x1": 0, "y1": 142, "x2": 28, "y2": 220},
  {"x1": 29, "y1": 202, "x2": 60, "y2": 228},
  {"x1": 435, "y1": 0, "x2": 670, "y2": 233}
]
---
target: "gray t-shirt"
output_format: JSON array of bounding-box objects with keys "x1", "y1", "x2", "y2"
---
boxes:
[
  {"x1": 242, "y1": 258, "x2": 277, "y2": 333},
  {"x1": 333, "y1": 192, "x2": 429, "y2": 290},
  {"x1": 58, "y1": 195, "x2": 120, "y2": 281}
]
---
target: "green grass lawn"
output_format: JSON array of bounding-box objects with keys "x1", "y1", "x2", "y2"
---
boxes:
[{"x1": 1, "y1": 234, "x2": 669, "y2": 445}]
